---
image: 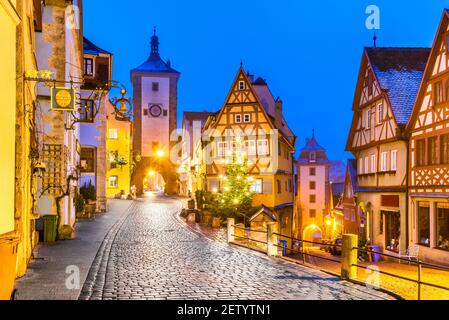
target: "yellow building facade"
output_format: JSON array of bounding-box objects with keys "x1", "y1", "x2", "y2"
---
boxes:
[
  {"x1": 106, "y1": 101, "x2": 132, "y2": 198},
  {"x1": 0, "y1": 0, "x2": 41, "y2": 299}
]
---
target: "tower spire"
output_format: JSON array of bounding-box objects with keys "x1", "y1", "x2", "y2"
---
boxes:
[
  {"x1": 373, "y1": 32, "x2": 377, "y2": 48},
  {"x1": 150, "y1": 26, "x2": 160, "y2": 58}
]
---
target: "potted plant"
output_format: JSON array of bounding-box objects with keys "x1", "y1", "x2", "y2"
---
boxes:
[{"x1": 75, "y1": 193, "x2": 86, "y2": 219}]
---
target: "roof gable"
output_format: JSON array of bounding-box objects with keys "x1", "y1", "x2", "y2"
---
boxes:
[
  {"x1": 407, "y1": 9, "x2": 449, "y2": 131},
  {"x1": 366, "y1": 47, "x2": 430, "y2": 125}
]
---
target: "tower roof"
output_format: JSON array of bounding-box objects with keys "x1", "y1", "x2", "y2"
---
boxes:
[
  {"x1": 132, "y1": 28, "x2": 180, "y2": 74},
  {"x1": 297, "y1": 130, "x2": 328, "y2": 165},
  {"x1": 301, "y1": 130, "x2": 324, "y2": 152}
]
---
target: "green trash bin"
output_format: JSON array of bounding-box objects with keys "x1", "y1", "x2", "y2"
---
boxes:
[{"x1": 43, "y1": 215, "x2": 57, "y2": 243}]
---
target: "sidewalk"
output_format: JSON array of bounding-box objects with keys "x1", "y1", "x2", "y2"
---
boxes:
[{"x1": 14, "y1": 199, "x2": 133, "y2": 300}]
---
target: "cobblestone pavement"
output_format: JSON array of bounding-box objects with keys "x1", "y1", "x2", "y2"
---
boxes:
[{"x1": 80, "y1": 193, "x2": 394, "y2": 300}]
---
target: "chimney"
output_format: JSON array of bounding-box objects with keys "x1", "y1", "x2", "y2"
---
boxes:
[{"x1": 275, "y1": 97, "x2": 283, "y2": 128}]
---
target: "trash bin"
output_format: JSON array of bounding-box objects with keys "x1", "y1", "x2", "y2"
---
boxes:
[
  {"x1": 370, "y1": 245, "x2": 381, "y2": 263},
  {"x1": 43, "y1": 215, "x2": 57, "y2": 243},
  {"x1": 0, "y1": 235, "x2": 19, "y2": 300},
  {"x1": 279, "y1": 240, "x2": 288, "y2": 256}
]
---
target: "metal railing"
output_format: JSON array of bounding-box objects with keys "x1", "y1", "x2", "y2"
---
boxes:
[
  {"x1": 228, "y1": 223, "x2": 449, "y2": 300},
  {"x1": 273, "y1": 233, "x2": 342, "y2": 265},
  {"x1": 353, "y1": 246, "x2": 449, "y2": 300}
]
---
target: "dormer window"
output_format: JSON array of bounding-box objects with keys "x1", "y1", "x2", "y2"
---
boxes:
[
  {"x1": 309, "y1": 152, "x2": 316, "y2": 163},
  {"x1": 238, "y1": 81, "x2": 245, "y2": 91}
]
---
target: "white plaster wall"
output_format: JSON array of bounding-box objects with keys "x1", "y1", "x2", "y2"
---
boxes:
[
  {"x1": 299, "y1": 165, "x2": 327, "y2": 226},
  {"x1": 141, "y1": 76, "x2": 170, "y2": 157}
]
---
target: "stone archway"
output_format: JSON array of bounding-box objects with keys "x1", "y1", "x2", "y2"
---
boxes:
[
  {"x1": 302, "y1": 224, "x2": 323, "y2": 247},
  {"x1": 131, "y1": 157, "x2": 178, "y2": 196}
]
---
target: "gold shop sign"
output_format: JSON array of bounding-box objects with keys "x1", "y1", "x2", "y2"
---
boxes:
[{"x1": 51, "y1": 87, "x2": 75, "y2": 111}]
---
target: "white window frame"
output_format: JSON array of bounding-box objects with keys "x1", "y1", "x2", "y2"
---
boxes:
[
  {"x1": 367, "y1": 109, "x2": 372, "y2": 129},
  {"x1": 239, "y1": 81, "x2": 245, "y2": 91},
  {"x1": 245, "y1": 140, "x2": 256, "y2": 156},
  {"x1": 217, "y1": 141, "x2": 229, "y2": 157},
  {"x1": 364, "y1": 157, "x2": 369, "y2": 174},
  {"x1": 250, "y1": 179, "x2": 263, "y2": 194},
  {"x1": 235, "y1": 114, "x2": 242, "y2": 123},
  {"x1": 391, "y1": 150, "x2": 398, "y2": 171},
  {"x1": 378, "y1": 104, "x2": 383, "y2": 124},
  {"x1": 108, "y1": 128, "x2": 118, "y2": 140},
  {"x1": 371, "y1": 154, "x2": 376, "y2": 173},
  {"x1": 243, "y1": 113, "x2": 251, "y2": 123},
  {"x1": 381, "y1": 151, "x2": 388, "y2": 172},
  {"x1": 108, "y1": 176, "x2": 118, "y2": 188},
  {"x1": 359, "y1": 158, "x2": 364, "y2": 174},
  {"x1": 257, "y1": 139, "x2": 269, "y2": 156}
]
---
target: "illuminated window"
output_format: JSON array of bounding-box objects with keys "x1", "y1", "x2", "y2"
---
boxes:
[
  {"x1": 217, "y1": 141, "x2": 228, "y2": 157},
  {"x1": 245, "y1": 140, "x2": 256, "y2": 156},
  {"x1": 108, "y1": 128, "x2": 118, "y2": 140},
  {"x1": 79, "y1": 99, "x2": 95, "y2": 123},
  {"x1": 418, "y1": 202, "x2": 430, "y2": 246},
  {"x1": 437, "y1": 203, "x2": 449, "y2": 250},
  {"x1": 250, "y1": 179, "x2": 263, "y2": 194},
  {"x1": 108, "y1": 176, "x2": 118, "y2": 188},
  {"x1": 257, "y1": 139, "x2": 269, "y2": 156},
  {"x1": 80, "y1": 147, "x2": 96, "y2": 173}
]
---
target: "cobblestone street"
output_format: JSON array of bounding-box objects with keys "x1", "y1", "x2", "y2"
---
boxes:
[{"x1": 78, "y1": 193, "x2": 393, "y2": 300}]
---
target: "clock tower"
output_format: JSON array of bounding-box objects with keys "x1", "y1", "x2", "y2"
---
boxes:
[{"x1": 131, "y1": 29, "x2": 180, "y2": 194}]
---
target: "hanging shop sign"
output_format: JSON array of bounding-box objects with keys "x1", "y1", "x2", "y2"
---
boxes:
[
  {"x1": 25, "y1": 70, "x2": 54, "y2": 80},
  {"x1": 51, "y1": 87, "x2": 75, "y2": 111}
]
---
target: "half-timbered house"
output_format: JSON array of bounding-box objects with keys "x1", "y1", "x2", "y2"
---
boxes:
[
  {"x1": 202, "y1": 67, "x2": 296, "y2": 239},
  {"x1": 346, "y1": 47, "x2": 430, "y2": 255},
  {"x1": 407, "y1": 9, "x2": 449, "y2": 264}
]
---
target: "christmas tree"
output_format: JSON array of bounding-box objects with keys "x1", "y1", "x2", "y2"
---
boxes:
[{"x1": 213, "y1": 152, "x2": 255, "y2": 219}]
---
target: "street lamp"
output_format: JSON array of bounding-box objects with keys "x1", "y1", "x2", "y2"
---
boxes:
[{"x1": 156, "y1": 149, "x2": 165, "y2": 158}]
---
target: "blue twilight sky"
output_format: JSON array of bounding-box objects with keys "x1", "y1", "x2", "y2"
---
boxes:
[{"x1": 84, "y1": 0, "x2": 448, "y2": 161}]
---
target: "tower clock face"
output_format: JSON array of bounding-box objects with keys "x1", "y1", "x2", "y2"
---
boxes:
[{"x1": 149, "y1": 105, "x2": 162, "y2": 117}]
